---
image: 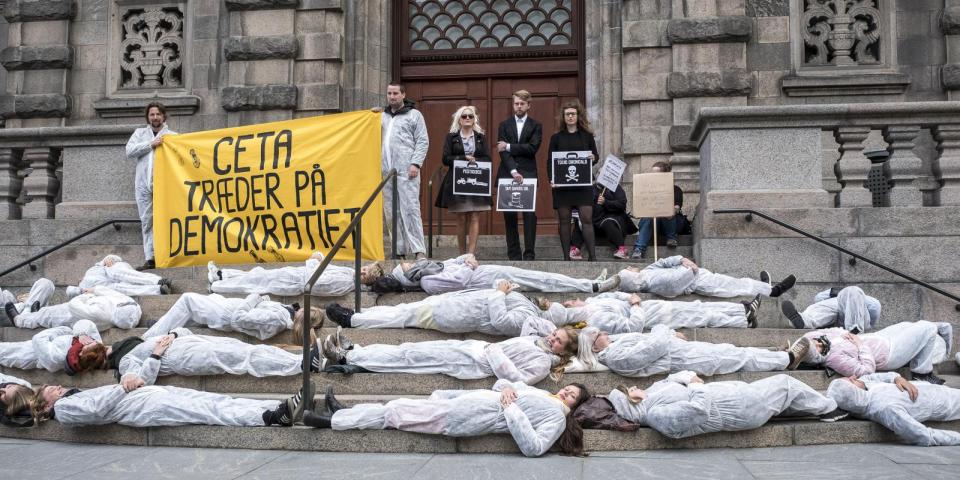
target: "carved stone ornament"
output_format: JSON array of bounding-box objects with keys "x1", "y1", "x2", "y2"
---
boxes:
[
  {"x1": 408, "y1": 0, "x2": 573, "y2": 51},
  {"x1": 119, "y1": 6, "x2": 184, "y2": 89},
  {"x1": 801, "y1": 0, "x2": 881, "y2": 66}
]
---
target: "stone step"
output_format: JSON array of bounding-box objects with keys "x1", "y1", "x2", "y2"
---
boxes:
[
  {"x1": 430, "y1": 233, "x2": 695, "y2": 248},
  {"x1": 429, "y1": 245, "x2": 693, "y2": 261},
  {"x1": 1, "y1": 416, "x2": 957, "y2": 454}
]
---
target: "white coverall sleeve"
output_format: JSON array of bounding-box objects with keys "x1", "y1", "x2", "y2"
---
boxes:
[
  {"x1": 492, "y1": 379, "x2": 538, "y2": 393},
  {"x1": 593, "y1": 292, "x2": 634, "y2": 302},
  {"x1": 53, "y1": 386, "x2": 127, "y2": 425},
  {"x1": 628, "y1": 305, "x2": 646, "y2": 331},
  {"x1": 118, "y1": 354, "x2": 161, "y2": 386},
  {"x1": 665, "y1": 370, "x2": 698, "y2": 385},
  {"x1": 487, "y1": 291, "x2": 533, "y2": 335},
  {"x1": 503, "y1": 403, "x2": 566, "y2": 457},
  {"x1": 89, "y1": 286, "x2": 133, "y2": 304},
  {"x1": 645, "y1": 383, "x2": 712, "y2": 439},
  {"x1": 409, "y1": 111, "x2": 429, "y2": 167},
  {"x1": 236, "y1": 293, "x2": 265, "y2": 315},
  {"x1": 519, "y1": 317, "x2": 559, "y2": 337},
  {"x1": 427, "y1": 390, "x2": 480, "y2": 400},
  {"x1": 71, "y1": 319, "x2": 102, "y2": 343},
  {"x1": 485, "y1": 344, "x2": 548, "y2": 384},
  {"x1": 31, "y1": 326, "x2": 72, "y2": 361},
  {"x1": 125, "y1": 128, "x2": 152, "y2": 160},
  {"x1": 859, "y1": 372, "x2": 902, "y2": 384},
  {"x1": 875, "y1": 405, "x2": 960, "y2": 446},
  {"x1": 647, "y1": 255, "x2": 685, "y2": 270}
]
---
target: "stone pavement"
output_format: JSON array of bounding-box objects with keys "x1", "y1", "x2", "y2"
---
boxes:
[{"x1": 2, "y1": 437, "x2": 957, "y2": 480}]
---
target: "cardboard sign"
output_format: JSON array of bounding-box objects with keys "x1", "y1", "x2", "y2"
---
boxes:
[
  {"x1": 452, "y1": 160, "x2": 492, "y2": 196},
  {"x1": 632, "y1": 172, "x2": 675, "y2": 218},
  {"x1": 596, "y1": 154, "x2": 626, "y2": 192},
  {"x1": 496, "y1": 178, "x2": 538, "y2": 212},
  {"x1": 551, "y1": 151, "x2": 593, "y2": 187}
]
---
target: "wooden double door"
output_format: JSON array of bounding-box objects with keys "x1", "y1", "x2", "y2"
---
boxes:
[{"x1": 406, "y1": 76, "x2": 580, "y2": 235}]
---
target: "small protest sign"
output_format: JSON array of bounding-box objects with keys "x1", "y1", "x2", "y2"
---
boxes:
[
  {"x1": 452, "y1": 160, "x2": 492, "y2": 196},
  {"x1": 551, "y1": 151, "x2": 592, "y2": 187},
  {"x1": 496, "y1": 178, "x2": 538, "y2": 212},
  {"x1": 596, "y1": 154, "x2": 626, "y2": 192}
]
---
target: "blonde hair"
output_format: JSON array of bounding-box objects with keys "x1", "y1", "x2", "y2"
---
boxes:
[
  {"x1": 30, "y1": 385, "x2": 54, "y2": 424},
  {"x1": 448, "y1": 106, "x2": 484, "y2": 135},
  {"x1": 291, "y1": 307, "x2": 323, "y2": 346},
  {"x1": 513, "y1": 89, "x2": 531, "y2": 102},
  {"x1": 549, "y1": 326, "x2": 580, "y2": 382},
  {"x1": 2, "y1": 384, "x2": 33, "y2": 419}
]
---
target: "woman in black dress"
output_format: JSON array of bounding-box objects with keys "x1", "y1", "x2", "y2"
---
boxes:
[
  {"x1": 547, "y1": 100, "x2": 599, "y2": 261},
  {"x1": 434, "y1": 105, "x2": 491, "y2": 255}
]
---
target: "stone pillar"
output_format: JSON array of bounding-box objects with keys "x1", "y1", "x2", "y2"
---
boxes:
[
  {"x1": 941, "y1": 2, "x2": 960, "y2": 99},
  {"x1": 932, "y1": 124, "x2": 960, "y2": 205},
  {"x1": 833, "y1": 126, "x2": 873, "y2": 207},
  {"x1": 20, "y1": 147, "x2": 60, "y2": 219},
  {"x1": 0, "y1": 148, "x2": 24, "y2": 219},
  {"x1": 882, "y1": 125, "x2": 923, "y2": 206}
]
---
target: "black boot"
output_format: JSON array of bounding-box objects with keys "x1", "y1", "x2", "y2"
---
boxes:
[
  {"x1": 302, "y1": 410, "x2": 332, "y2": 428},
  {"x1": 30, "y1": 301, "x2": 40, "y2": 313},
  {"x1": 325, "y1": 385, "x2": 346, "y2": 413},
  {"x1": 136, "y1": 259, "x2": 156, "y2": 271},
  {"x1": 158, "y1": 278, "x2": 173, "y2": 295},
  {"x1": 770, "y1": 275, "x2": 796, "y2": 297},
  {"x1": 3, "y1": 302, "x2": 18, "y2": 324},
  {"x1": 781, "y1": 301, "x2": 805, "y2": 329},
  {"x1": 325, "y1": 303, "x2": 354, "y2": 328}
]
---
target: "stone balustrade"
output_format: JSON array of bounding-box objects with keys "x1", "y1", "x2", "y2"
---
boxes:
[{"x1": 691, "y1": 102, "x2": 960, "y2": 209}]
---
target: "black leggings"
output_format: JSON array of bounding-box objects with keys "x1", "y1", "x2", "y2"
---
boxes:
[
  {"x1": 558, "y1": 205, "x2": 594, "y2": 260},
  {"x1": 572, "y1": 219, "x2": 624, "y2": 248}
]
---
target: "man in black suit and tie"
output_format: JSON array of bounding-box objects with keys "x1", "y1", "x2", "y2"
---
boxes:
[{"x1": 496, "y1": 89, "x2": 542, "y2": 261}]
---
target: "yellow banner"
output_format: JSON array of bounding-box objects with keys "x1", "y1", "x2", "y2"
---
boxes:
[{"x1": 153, "y1": 110, "x2": 384, "y2": 268}]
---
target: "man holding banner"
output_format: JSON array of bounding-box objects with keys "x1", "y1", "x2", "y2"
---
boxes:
[
  {"x1": 126, "y1": 102, "x2": 176, "y2": 271},
  {"x1": 381, "y1": 82, "x2": 429, "y2": 260}
]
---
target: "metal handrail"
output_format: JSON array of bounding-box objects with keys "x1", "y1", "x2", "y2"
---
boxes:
[
  {"x1": 426, "y1": 166, "x2": 446, "y2": 259},
  {"x1": 713, "y1": 208, "x2": 960, "y2": 311},
  {"x1": 0, "y1": 219, "x2": 141, "y2": 280},
  {"x1": 300, "y1": 169, "x2": 398, "y2": 407}
]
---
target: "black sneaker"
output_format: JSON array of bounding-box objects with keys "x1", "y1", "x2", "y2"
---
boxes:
[
  {"x1": 786, "y1": 337, "x2": 811, "y2": 370},
  {"x1": 743, "y1": 294, "x2": 761, "y2": 328},
  {"x1": 819, "y1": 408, "x2": 849, "y2": 422},
  {"x1": 264, "y1": 402, "x2": 291, "y2": 426},
  {"x1": 136, "y1": 259, "x2": 156, "y2": 271},
  {"x1": 759, "y1": 270, "x2": 771, "y2": 285},
  {"x1": 302, "y1": 410, "x2": 332, "y2": 429},
  {"x1": 911, "y1": 372, "x2": 946, "y2": 385},
  {"x1": 3, "y1": 302, "x2": 18, "y2": 323},
  {"x1": 325, "y1": 303, "x2": 354, "y2": 328},
  {"x1": 770, "y1": 275, "x2": 796, "y2": 297},
  {"x1": 282, "y1": 380, "x2": 316, "y2": 425},
  {"x1": 781, "y1": 301, "x2": 805, "y2": 329},
  {"x1": 30, "y1": 301, "x2": 40, "y2": 313},
  {"x1": 309, "y1": 342, "x2": 324, "y2": 373}
]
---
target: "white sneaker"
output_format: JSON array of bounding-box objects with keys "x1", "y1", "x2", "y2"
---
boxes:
[
  {"x1": 594, "y1": 268, "x2": 608, "y2": 282},
  {"x1": 66, "y1": 286, "x2": 82, "y2": 298},
  {"x1": 207, "y1": 261, "x2": 220, "y2": 284}
]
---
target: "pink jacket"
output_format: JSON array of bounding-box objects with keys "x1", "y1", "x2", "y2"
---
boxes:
[{"x1": 803, "y1": 329, "x2": 890, "y2": 377}]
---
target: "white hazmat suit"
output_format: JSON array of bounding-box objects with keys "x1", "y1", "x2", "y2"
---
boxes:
[
  {"x1": 143, "y1": 292, "x2": 292, "y2": 340},
  {"x1": 349, "y1": 289, "x2": 556, "y2": 336},
  {"x1": 14, "y1": 286, "x2": 140, "y2": 330},
  {"x1": 618, "y1": 256, "x2": 771, "y2": 298},
  {"x1": 0, "y1": 320, "x2": 101, "y2": 371},
  {"x1": 126, "y1": 123, "x2": 175, "y2": 261},
  {"x1": 210, "y1": 258, "x2": 355, "y2": 296},
  {"x1": 420, "y1": 255, "x2": 599, "y2": 294},
  {"x1": 827, "y1": 372, "x2": 960, "y2": 446},
  {"x1": 796, "y1": 287, "x2": 881, "y2": 331},
  {"x1": 1, "y1": 278, "x2": 54, "y2": 317},
  {"x1": 117, "y1": 330, "x2": 302, "y2": 382},
  {"x1": 608, "y1": 371, "x2": 837, "y2": 438},
  {"x1": 561, "y1": 292, "x2": 747, "y2": 334},
  {"x1": 803, "y1": 321, "x2": 952, "y2": 377},
  {"x1": 597, "y1": 324, "x2": 788, "y2": 377},
  {"x1": 381, "y1": 102, "x2": 429, "y2": 257},
  {"x1": 344, "y1": 335, "x2": 560, "y2": 385},
  {"x1": 78, "y1": 255, "x2": 163, "y2": 296},
  {"x1": 331, "y1": 379, "x2": 567, "y2": 457}
]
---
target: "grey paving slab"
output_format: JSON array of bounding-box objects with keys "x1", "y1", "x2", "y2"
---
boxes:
[
  {"x1": 74, "y1": 446, "x2": 287, "y2": 480},
  {"x1": 412, "y1": 453, "x2": 582, "y2": 480},
  {"x1": 731, "y1": 443, "x2": 900, "y2": 465},
  {"x1": 899, "y1": 463, "x2": 960, "y2": 480},
  {"x1": 0, "y1": 442, "x2": 147, "y2": 479},
  {"x1": 871, "y1": 444, "x2": 960, "y2": 465},
  {"x1": 583, "y1": 454, "x2": 753, "y2": 480},
  {"x1": 739, "y1": 460, "x2": 915, "y2": 480},
  {"x1": 236, "y1": 451, "x2": 432, "y2": 480}
]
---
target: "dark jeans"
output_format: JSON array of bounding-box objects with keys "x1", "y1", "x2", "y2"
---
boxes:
[
  {"x1": 633, "y1": 215, "x2": 678, "y2": 251},
  {"x1": 503, "y1": 211, "x2": 537, "y2": 260}
]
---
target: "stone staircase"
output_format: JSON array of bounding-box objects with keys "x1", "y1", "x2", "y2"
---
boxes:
[{"x1": 1, "y1": 233, "x2": 959, "y2": 454}]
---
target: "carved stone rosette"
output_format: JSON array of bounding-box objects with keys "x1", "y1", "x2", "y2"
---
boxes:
[
  {"x1": 802, "y1": 0, "x2": 882, "y2": 66},
  {"x1": 119, "y1": 6, "x2": 184, "y2": 89}
]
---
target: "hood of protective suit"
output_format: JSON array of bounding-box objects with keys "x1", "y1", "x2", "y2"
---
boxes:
[
  {"x1": 576, "y1": 327, "x2": 601, "y2": 369},
  {"x1": 805, "y1": 339, "x2": 827, "y2": 365},
  {"x1": 826, "y1": 379, "x2": 870, "y2": 415},
  {"x1": 97, "y1": 254, "x2": 122, "y2": 266},
  {"x1": 384, "y1": 98, "x2": 417, "y2": 116},
  {"x1": 390, "y1": 265, "x2": 418, "y2": 288},
  {"x1": 541, "y1": 303, "x2": 569, "y2": 325}
]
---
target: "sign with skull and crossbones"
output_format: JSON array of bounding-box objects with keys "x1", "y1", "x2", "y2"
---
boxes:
[{"x1": 551, "y1": 151, "x2": 593, "y2": 187}]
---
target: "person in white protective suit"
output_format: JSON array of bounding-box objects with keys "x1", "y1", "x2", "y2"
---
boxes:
[
  {"x1": 605, "y1": 371, "x2": 846, "y2": 438},
  {"x1": 576, "y1": 325, "x2": 810, "y2": 378},
  {"x1": 126, "y1": 102, "x2": 176, "y2": 271},
  {"x1": 617, "y1": 256, "x2": 795, "y2": 299},
  {"x1": 319, "y1": 325, "x2": 581, "y2": 385},
  {"x1": 206, "y1": 252, "x2": 383, "y2": 297},
  {"x1": 301, "y1": 380, "x2": 590, "y2": 457},
  {"x1": 114, "y1": 329, "x2": 310, "y2": 388},
  {"x1": 799, "y1": 320, "x2": 953, "y2": 385},
  {"x1": 32, "y1": 338, "x2": 316, "y2": 428},
  {"x1": 782, "y1": 286, "x2": 881, "y2": 332},
  {"x1": 1, "y1": 372, "x2": 35, "y2": 427},
  {"x1": 73, "y1": 254, "x2": 172, "y2": 297},
  {"x1": 552, "y1": 292, "x2": 762, "y2": 334},
  {"x1": 323, "y1": 280, "x2": 573, "y2": 337},
  {"x1": 827, "y1": 372, "x2": 960, "y2": 446},
  {"x1": 379, "y1": 82, "x2": 429, "y2": 259},
  {"x1": 143, "y1": 292, "x2": 296, "y2": 341},
  {"x1": 414, "y1": 253, "x2": 619, "y2": 295},
  {"x1": 6, "y1": 286, "x2": 141, "y2": 331},
  {"x1": 0, "y1": 278, "x2": 55, "y2": 325},
  {"x1": 0, "y1": 320, "x2": 106, "y2": 374}
]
